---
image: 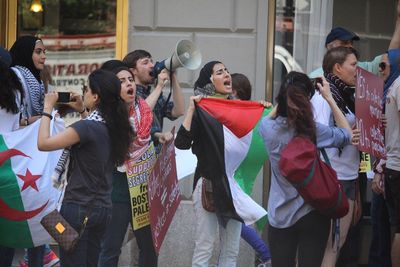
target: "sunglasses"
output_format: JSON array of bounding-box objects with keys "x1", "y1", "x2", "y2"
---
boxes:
[{"x1": 379, "y1": 62, "x2": 387, "y2": 71}]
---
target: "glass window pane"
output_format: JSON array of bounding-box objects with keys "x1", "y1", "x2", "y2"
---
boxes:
[{"x1": 17, "y1": 0, "x2": 117, "y2": 123}]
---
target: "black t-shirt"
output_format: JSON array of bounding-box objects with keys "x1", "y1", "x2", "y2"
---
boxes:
[{"x1": 62, "y1": 120, "x2": 113, "y2": 208}]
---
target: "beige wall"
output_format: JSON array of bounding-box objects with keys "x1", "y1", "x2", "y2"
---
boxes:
[{"x1": 127, "y1": 0, "x2": 269, "y2": 132}]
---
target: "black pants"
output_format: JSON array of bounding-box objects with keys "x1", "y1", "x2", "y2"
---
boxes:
[{"x1": 268, "y1": 211, "x2": 330, "y2": 267}]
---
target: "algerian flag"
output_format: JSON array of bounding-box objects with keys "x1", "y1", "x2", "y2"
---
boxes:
[
  {"x1": 0, "y1": 119, "x2": 64, "y2": 248},
  {"x1": 195, "y1": 98, "x2": 270, "y2": 225}
]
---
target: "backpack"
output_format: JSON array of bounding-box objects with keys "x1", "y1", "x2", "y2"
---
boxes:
[{"x1": 279, "y1": 136, "x2": 349, "y2": 218}]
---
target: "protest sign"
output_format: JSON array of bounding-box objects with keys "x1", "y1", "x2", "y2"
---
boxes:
[
  {"x1": 126, "y1": 143, "x2": 157, "y2": 230},
  {"x1": 148, "y1": 128, "x2": 181, "y2": 254},
  {"x1": 355, "y1": 67, "x2": 385, "y2": 159}
]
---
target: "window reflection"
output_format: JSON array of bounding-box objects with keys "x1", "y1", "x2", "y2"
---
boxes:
[
  {"x1": 18, "y1": 0, "x2": 116, "y2": 124},
  {"x1": 18, "y1": 0, "x2": 116, "y2": 92}
]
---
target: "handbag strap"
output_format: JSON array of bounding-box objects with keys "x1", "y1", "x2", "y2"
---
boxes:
[
  {"x1": 320, "y1": 148, "x2": 341, "y2": 250},
  {"x1": 320, "y1": 148, "x2": 331, "y2": 166}
]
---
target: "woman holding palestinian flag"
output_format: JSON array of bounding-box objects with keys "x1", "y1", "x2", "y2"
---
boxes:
[
  {"x1": 175, "y1": 61, "x2": 269, "y2": 266},
  {"x1": 259, "y1": 71, "x2": 355, "y2": 267}
]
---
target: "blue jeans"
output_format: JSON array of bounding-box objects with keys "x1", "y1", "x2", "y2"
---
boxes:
[
  {"x1": 59, "y1": 203, "x2": 111, "y2": 267},
  {"x1": 0, "y1": 245, "x2": 15, "y2": 267},
  {"x1": 369, "y1": 192, "x2": 392, "y2": 267},
  {"x1": 98, "y1": 202, "x2": 158, "y2": 267}
]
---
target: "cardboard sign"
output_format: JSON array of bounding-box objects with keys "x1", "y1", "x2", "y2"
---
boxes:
[
  {"x1": 355, "y1": 67, "x2": 386, "y2": 159},
  {"x1": 148, "y1": 128, "x2": 181, "y2": 254},
  {"x1": 126, "y1": 143, "x2": 157, "y2": 230}
]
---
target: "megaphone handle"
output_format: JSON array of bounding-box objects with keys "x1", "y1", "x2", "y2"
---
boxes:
[{"x1": 161, "y1": 60, "x2": 174, "y2": 113}]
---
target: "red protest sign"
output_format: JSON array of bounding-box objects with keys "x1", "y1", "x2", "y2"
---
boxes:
[
  {"x1": 355, "y1": 67, "x2": 385, "y2": 158},
  {"x1": 148, "y1": 128, "x2": 181, "y2": 254}
]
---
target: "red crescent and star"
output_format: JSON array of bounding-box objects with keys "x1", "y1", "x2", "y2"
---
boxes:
[{"x1": 0, "y1": 148, "x2": 49, "y2": 221}]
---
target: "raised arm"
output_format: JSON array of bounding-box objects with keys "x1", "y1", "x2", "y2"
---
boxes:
[
  {"x1": 144, "y1": 70, "x2": 169, "y2": 110},
  {"x1": 389, "y1": 0, "x2": 400, "y2": 49},
  {"x1": 170, "y1": 71, "x2": 185, "y2": 118},
  {"x1": 318, "y1": 77, "x2": 352, "y2": 135},
  {"x1": 38, "y1": 92, "x2": 80, "y2": 151}
]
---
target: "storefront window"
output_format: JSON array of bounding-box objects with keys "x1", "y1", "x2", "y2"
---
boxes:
[
  {"x1": 273, "y1": 0, "x2": 396, "y2": 103},
  {"x1": 18, "y1": 0, "x2": 116, "y2": 90},
  {"x1": 17, "y1": 0, "x2": 117, "y2": 123}
]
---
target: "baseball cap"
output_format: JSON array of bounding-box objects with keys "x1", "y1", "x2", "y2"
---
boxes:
[
  {"x1": 325, "y1": 27, "x2": 360, "y2": 46},
  {"x1": 0, "y1": 46, "x2": 12, "y2": 67}
]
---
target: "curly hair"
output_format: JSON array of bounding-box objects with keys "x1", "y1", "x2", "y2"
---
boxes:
[
  {"x1": 276, "y1": 71, "x2": 316, "y2": 142},
  {"x1": 88, "y1": 69, "x2": 135, "y2": 165}
]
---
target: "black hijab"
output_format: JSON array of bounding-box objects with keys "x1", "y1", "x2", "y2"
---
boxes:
[{"x1": 10, "y1": 36, "x2": 42, "y2": 82}]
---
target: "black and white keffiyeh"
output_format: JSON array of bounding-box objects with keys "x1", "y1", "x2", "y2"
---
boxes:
[
  {"x1": 324, "y1": 73, "x2": 355, "y2": 115},
  {"x1": 52, "y1": 110, "x2": 105, "y2": 189},
  {"x1": 85, "y1": 109, "x2": 106, "y2": 123},
  {"x1": 14, "y1": 65, "x2": 45, "y2": 117}
]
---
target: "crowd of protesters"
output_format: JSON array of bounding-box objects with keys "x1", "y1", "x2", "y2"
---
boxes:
[{"x1": 1, "y1": 3, "x2": 400, "y2": 266}]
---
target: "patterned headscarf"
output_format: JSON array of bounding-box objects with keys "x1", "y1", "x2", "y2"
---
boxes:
[{"x1": 194, "y1": 61, "x2": 221, "y2": 96}]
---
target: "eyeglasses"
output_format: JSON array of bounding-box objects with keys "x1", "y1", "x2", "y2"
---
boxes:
[{"x1": 379, "y1": 62, "x2": 387, "y2": 71}]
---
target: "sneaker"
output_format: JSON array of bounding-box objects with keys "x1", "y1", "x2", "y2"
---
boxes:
[
  {"x1": 43, "y1": 249, "x2": 60, "y2": 267},
  {"x1": 19, "y1": 260, "x2": 28, "y2": 267}
]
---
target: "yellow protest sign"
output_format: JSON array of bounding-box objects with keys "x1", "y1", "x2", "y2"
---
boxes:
[{"x1": 126, "y1": 143, "x2": 157, "y2": 230}]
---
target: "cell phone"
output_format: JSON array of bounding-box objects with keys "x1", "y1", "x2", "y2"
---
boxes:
[
  {"x1": 57, "y1": 92, "x2": 71, "y2": 103},
  {"x1": 310, "y1": 77, "x2": 323, "y2": 91}
]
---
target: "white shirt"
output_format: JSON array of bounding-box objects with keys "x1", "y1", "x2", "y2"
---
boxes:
[{"x1": 311, "y1": 93, "x2": 360, "y2": 180}]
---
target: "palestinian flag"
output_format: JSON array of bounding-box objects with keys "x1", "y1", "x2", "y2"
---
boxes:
[
  {"x1": 196, "y1": 98, "x2": 269, "y2": 225},
  {"x1": 0, "y1": 119, "x2": 63, "y2": 248}
]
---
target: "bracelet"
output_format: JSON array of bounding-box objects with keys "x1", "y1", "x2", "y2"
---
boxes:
[
  {"x1": 79, "y1": 108, "x2": 86, "y2": 114},
  {"x1": 41, "y1": 112, "x2": 53, "y2": 120}
]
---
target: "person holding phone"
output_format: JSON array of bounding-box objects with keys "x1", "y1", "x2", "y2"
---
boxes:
[{"x1": 38, "y1": 69, "x2": 134, "y2": 266}]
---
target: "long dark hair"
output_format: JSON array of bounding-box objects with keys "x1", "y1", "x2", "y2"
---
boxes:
[
  {"x1": 276, "y1": 71, "x2": 316, "y2": 142},
  {"x1": 0, "y1": 60, "x2": 24, "y2": 113},
  {"x1": 88, "y1": 70, "x2": 135, "y2": 165}
]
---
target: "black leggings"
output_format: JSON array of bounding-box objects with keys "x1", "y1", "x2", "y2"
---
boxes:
[{"x1": 268, "y1": 211, "x2": 330, "y2": 267}]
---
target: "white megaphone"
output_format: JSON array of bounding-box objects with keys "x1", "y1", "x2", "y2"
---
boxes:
[{"x1": 151, "y1": 39, "x2": 202, "y2": 77}]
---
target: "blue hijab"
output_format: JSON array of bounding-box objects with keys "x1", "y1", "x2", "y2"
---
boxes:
[{"x1": 383, "y1": 48, "x2": 400, "y2": 104}]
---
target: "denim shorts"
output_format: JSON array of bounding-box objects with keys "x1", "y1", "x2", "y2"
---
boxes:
[{"x1": 339, "y1": 179, "x2": 356, "y2": 201}]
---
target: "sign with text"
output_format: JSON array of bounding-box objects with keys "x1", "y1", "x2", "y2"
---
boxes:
[
  {"x1": 126, "y1": 143, "x2": 157, "y2": 230},
  {"x1": 355, "y1": 67, "x2": 385, "y2": 158},
  {"x1": 148, "y1": 128, "x2": 181, "y2": 254}
]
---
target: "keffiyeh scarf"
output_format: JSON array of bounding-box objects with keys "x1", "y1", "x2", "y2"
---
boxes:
[
  {"x1": 127, "y1": 97, "x2": 153, "y2": 162},
  {"x1": 14, "y1": 65, "x2": 45, "y2": 117},
  {"x1": 325, "y1": 73, "x2": 355, "y2": 115},
  {"x1": 52, "y1": 110, "x2": 105, "y2": 188}
]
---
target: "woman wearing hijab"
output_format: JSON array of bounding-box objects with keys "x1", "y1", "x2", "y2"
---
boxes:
[
  {"x1": 175, "y1": 61, "x2": 259, "y2": 266},
  {"x1": 10, "y1": 35, "x2": 46, "y2": 124}
]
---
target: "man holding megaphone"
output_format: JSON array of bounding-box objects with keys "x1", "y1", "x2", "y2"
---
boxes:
[{"x1": 123, "y1": 49, "x2": 185, "y2": 135}]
